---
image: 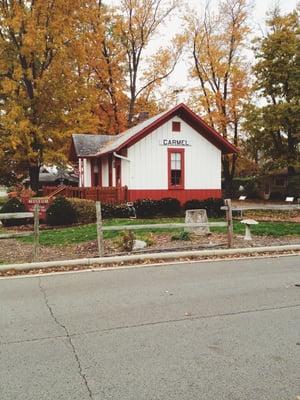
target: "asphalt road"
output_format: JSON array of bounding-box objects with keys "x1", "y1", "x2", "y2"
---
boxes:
[{"x1": 1, "y1": 256, "x2": 300, "y2": 400}]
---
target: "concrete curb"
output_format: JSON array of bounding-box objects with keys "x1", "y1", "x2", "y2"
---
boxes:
[{"x1": 1, "y1": 244, "x2": 300, "y2": 273}]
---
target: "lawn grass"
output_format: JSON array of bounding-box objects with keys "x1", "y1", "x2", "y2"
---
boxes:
[{"x1": 17, "y1": 217, "x2": 300, "y2": 247}]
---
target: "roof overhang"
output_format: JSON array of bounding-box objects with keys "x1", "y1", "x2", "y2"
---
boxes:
[{"x1": 72, "y1": 103, "x2": 238, "y2": 159}]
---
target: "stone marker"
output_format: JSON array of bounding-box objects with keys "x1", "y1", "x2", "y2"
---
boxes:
[
  {"x1": 133, "y1": 240, "x2": 147, "y2": 250},
  {"x1": 185, "y1": 209, "x2": 210, "y2": 236}
]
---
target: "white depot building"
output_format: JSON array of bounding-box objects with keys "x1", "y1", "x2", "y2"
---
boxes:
[{"x1": 69, "y1": 103, "x2": 237, "y2": 203}]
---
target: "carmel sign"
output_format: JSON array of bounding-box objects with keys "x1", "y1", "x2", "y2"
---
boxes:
[{"x1": 161, "y1": 139, "x2": 191, "y2": 146}]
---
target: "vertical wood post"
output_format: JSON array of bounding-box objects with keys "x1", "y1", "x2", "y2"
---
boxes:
[
  {"x1": 96, "y1": 201, "x2": 104, "y2": 257},
  {"x1": 225, "y1": 199, "x2": 233, "y2": 248},
  {"x1": 33, "y1": 204, "x2": 39, "y2": 261}
]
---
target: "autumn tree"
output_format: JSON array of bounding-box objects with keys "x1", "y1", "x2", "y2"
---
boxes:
[
  {"x1": 118, "y1": 0, "x2": 183, "y2": 125},
  {"x1": 244, "y1": 7, "x2": 300, "y2": 174},
  {"x1": 83, "y1": 3, "x2": 129, "y2": 135},
  {"x1": 0, "y1": 0, "x2": 99, "y2": 191},
  {"x1": 185, "y1": 0, "x2": 252, "y2": 195}
]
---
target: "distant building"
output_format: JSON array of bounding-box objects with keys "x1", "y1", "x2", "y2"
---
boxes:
[
  {"x1": 23, "y1": 165, "x2": 79, "y2": 188},
  {"x1": 257, "y1": 168, "x2": 300, "y2": 200},
  {"x1": 69, "y1": 103, "x2": 237, "y2": 203}
]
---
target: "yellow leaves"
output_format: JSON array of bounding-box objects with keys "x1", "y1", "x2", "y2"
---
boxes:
[{"x1": 1, "y1": 79, "x2": 17, "y2": 94}]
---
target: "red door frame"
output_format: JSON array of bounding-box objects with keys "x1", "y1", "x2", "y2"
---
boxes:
[{"x1": 168, "y1": 148, "x2": 185, "y2": 190}]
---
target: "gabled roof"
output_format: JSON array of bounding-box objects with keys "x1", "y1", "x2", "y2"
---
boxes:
[
  {"x1": 70, "y1": 103, "x2": 238, "y2": 159},
  {"x1": 71, "y1": 134, "x2": 112, "y2": 157}
]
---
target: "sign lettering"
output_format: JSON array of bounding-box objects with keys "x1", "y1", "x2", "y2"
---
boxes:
[{"x1": 161, "y1": 139, "x2": 191, "y2": 146}]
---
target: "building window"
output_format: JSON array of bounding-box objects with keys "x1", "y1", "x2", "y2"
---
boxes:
[
  {"x1": 172, "y1": 121, "x2": 181, "y2": 132},
  {"x1": 168, "y1": 148, "x2": 184, "y2": 189}
]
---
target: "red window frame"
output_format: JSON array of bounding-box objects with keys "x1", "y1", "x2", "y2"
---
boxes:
[
  {"x1": 172, "y1": 121, "x2": 181, "y2": 132},
  {"x1": 168, "y1": 148, "x2": 185, "y2": 190}
]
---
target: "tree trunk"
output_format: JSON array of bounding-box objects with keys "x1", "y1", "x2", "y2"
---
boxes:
[
  {"x1": 222, "y1": 156, "x2": 235, "y2": 198},
  {"x1": 29, "y1": 164, "x2": 40, "y2": 193},
  {"x1": 128, "y1": 96, "x2": 135, "y2": 127}
]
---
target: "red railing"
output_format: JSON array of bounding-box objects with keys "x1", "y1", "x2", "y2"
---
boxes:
[{"x1": 43, "y1": 186, "x2": 128, "y2": 204}]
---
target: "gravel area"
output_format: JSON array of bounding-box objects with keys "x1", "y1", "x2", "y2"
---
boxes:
[{"x1": 0, "y1": 232, "x2": 300, "y2": 265}]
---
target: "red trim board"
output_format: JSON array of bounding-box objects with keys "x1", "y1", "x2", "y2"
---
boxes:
[{"x1": 128, "y1": 189, "x2": 222, "y2": 204}]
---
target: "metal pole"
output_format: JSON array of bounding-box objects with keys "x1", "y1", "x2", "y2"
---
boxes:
[
  {"x1": 96, "y1": 201, "x2": 104, "y2": 257},
  {"x1": 225, "y1": 199, "x2": 233, "y2": 248}
]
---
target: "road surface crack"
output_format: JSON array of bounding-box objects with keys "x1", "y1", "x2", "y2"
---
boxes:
[{"x1": 38, "y1": 277, "x2": 93, "y2": 400}]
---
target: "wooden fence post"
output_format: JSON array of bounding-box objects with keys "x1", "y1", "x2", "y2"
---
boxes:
[
  {"x1": 96, "y1": 201, "x2": 104, "y2": 257},
  {"x1": 225, "y1": 199, "x2": 233, "y2": 248},
  {"x1": 33, "y1": 204, "x2": 40, "y2": 261}
]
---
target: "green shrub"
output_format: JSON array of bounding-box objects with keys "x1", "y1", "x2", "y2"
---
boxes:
[
  {"x1": 0, "y1": 197, "x2": 27, "y2": 227},
  {"x1": 184, "y1": 198, "x2": 224, "y2": 218},
  {"x1": 269, "y1": 192, "x2": 285, "y2": 201},
  {"x1": 133, "y1": 198, "x2": 181, "y2": 218},
  {"x1": 0, "y1": 196, "x2": 8, "y2": 207},
  {"x1": 159, "y1": 198, "x2": 181, "y2": 216},
  {"x1": 287, "y1": 175, "x2": 300, "y2": 197},
  {"x1": 100, "y1": 203, "x2": 131, "y2": 219},
  {"x1": 46, "y1": 196, "x2": 77, "y2": 226},
  {"x1": 232, "y1": 177, "x2": 259, "y2": 199},
  {"x1": 68, "y1": 198, "x2": 96, "y2": 224},
  {"x1": 101, "y1": 203, "x2": 115, "y2": 219},
  {"x1": 171, "y1": 231, "x2": 190, "y2": 241},
  {"x1": 113, "y1": 204, "x2": 131, "y2": 218},
  {"x1": 133, "y1": 199, "x2": 160, "y2": 218},
  {"x1": 118, "y1": 230, "x2": 135, "y2": 252}
]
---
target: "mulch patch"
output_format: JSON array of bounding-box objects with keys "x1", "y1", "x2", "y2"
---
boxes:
[{"x1": 0, "y1": 232, "x2": 299, "y2": 265}]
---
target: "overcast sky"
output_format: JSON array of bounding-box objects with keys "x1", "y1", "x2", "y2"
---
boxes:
[{"x1": 106, "y1": 0, "x2": 298, "y2": 100}]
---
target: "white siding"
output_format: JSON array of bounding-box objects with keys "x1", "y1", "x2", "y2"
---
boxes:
[
  {"x1": 121, "y1": 157, "x2": 130, "y2": 188},
  {"x1": 83, "y1": 159, "x2": 91, "y2": 187},
  {"x1": 79, "y1": 158, "x2": 83, "y2": 187},
  {"x1": 127, "y1": 117, "x2": 221, "y2": 190}
]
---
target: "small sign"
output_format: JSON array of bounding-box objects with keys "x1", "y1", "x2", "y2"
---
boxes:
[
  {"x1": 161, "y1": 139, "x2": 191, "y2": 147},
  {"x1": 239, "y1": 195, "x2": 247, "y2": 201},
  {"x1": 28, "y1": 198, "x2": 49, "y2": 204},
  {"x1": 285, "y1": 197, "x2": 294, "y2": 202}
]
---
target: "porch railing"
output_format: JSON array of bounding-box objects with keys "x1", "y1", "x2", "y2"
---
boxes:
[{"x1": 43, "y1": 186, "x2": 128, "y2": 204}]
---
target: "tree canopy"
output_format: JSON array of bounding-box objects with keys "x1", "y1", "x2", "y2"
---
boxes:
[{"x1": 244, "y1": 7, "x2": 300, "y2": 174}]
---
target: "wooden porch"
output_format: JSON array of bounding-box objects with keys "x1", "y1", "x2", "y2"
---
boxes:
[{"x1": 43, "y1": 186, "x2": 128, "y2": 204}]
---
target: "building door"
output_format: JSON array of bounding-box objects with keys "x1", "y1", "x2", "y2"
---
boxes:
[{"x1": 168, "y1": 148, "x2": 185, "y2": 189}]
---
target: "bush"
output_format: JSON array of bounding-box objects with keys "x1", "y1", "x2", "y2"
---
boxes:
[
  {"x1": 118, "y1": 230, "x2": 135, "y2": 252},
  {"x1": 101, "y1": 203, "x2": 131, "y2": 219},
  {"x1": 46, "y1": 196, "x2": 77, "y2": 226},
  {"x1": 68, "y1": 198, "x2": 96, "y2": 224},
  {"x1": 133, "y1": 199, "x2": 160, "y2": 218},
  {"x1": 67, "y1": 200, "x2": 132, "y2": 223},
  {"x1": 171, "y1": 231, "x2": 190, "y2": 241},
  {"x1": 0, "y1": 197, "x2": 27, "y2": 227},
  {"x1": 184, "y1": 198, "x2": 224, "y2": 218},
  {"x1": 112, "y1": 204, "x2": 131, "y2": 218},
  {"x1": 269, "y1": 192, "x2": 284, "y2": 201},
  {"x1": 158, "y1": 198, "x2": 181, "y2": 216},
  {"x1": 101, "y1": 203, "x2": 115, "y2": 219},
  {"x1": 232, "y1": 177, "x2": 259, "y2": 199}
]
